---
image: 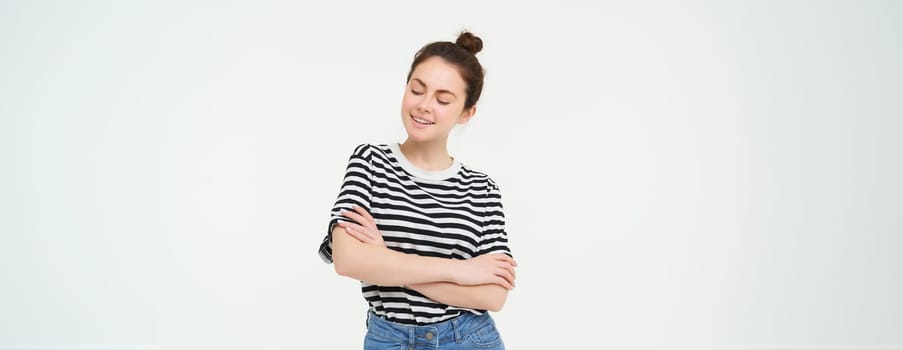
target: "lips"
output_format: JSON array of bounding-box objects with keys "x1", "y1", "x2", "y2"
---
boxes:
[{"x1": 410, "y1": 114, "x2": 435, "y2": 125}]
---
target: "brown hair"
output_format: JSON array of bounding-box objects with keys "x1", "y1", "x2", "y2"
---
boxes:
[{"x1": 406, "y1": 31, "x2": 486, "y2": 109}]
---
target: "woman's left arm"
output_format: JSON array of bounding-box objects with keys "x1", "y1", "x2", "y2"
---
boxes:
[
  {"x1": 340, "y1": 205, "x2": 515, "y2": 311},
  {"x1": 406, "y1": 282, "x2": 509, "y2": 312}
]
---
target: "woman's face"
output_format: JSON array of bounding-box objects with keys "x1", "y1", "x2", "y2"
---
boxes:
[{"x1": 401, "y1": 56, "x2": 475, "y2": 143}]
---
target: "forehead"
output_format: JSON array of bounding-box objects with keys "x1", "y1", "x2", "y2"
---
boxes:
[{"x1": 409, "y1": 56, "x2": 467, "y2": 94}]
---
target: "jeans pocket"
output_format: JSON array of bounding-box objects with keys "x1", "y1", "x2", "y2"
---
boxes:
[{"x1": 464, "y1": 323, "x2": 504, "y2": 349}]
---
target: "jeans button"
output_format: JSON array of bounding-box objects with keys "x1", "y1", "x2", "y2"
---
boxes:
[{"x1": 425, "y1": 332, "x2": 434, "y2": 340}]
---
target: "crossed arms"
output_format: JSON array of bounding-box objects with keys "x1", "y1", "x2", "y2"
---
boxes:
[{"x1": 330, "y1": 205, "x2": 517, "y2": 312}]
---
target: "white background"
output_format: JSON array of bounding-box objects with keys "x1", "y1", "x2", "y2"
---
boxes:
[{"x1": 2, "y1": 1, "x2": 901, "y2": 349}]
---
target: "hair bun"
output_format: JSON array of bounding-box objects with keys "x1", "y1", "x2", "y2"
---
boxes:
[{"x1": 455, "y1": 31, "x2": 483, "y2": 55}]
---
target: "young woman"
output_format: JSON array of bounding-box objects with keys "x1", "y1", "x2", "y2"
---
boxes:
[{"x1": 318, "y1": 31, "x2": 515, "y2": 350}]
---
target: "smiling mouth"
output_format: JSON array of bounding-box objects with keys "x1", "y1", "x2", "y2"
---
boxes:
[{"x1": 410, "y1": 114, "x2": 435, "y2": 125}]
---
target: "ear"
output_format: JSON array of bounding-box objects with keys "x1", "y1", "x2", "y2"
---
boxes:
[{"x1": 458, "y1": 105, "x2": 476, "y2": 125}]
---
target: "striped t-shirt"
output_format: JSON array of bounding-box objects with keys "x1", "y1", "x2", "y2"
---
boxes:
[{"x1": 318, "y1": 142, "x2": 511, "y2": 325}]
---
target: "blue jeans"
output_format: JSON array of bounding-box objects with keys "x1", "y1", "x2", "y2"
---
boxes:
[{"x1": 364, "y1": 311, "x2": 505, "y2": 350}]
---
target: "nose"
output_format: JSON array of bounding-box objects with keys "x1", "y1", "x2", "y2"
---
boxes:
[{"x1": 417, "y1": 95, "x2": 430, "y2": 113}]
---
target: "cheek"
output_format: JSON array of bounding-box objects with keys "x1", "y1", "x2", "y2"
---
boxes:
[
  {"x1": 438, "y1": 105, "x2": 462, "y2": 120},
  {"x1": 401, "y1": 94, "x2": 419, "y2": 110}
]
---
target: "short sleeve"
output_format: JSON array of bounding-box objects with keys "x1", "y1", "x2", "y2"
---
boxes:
[
  {"x1": 478, "y1": 178, "x2": 512, "y2": 257},
  {"x1": 318, "y1": 144, "x2": 374, "y2": 264}
]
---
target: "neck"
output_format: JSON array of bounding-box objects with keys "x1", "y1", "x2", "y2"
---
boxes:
[{"x1": 399, "y1": 138, "x2": 453, "y2": 171}]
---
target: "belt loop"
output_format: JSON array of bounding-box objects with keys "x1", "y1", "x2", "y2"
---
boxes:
[
  {"x1": 409, "y1": 326, "x2": 416, "y2": 348},
  {"x1": 452, "y1": 316, "x2": 462, "y2": 343},
  {"x1": 365, "y1": 311, "x2": 370, "y2": 330}
]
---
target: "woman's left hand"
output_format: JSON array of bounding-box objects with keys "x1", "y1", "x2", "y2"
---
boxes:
[{"x1": 338, "y1": 205, "x2": 385, "y2": 246}]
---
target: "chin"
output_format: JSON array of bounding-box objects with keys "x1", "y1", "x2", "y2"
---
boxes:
[
  {"x1": 404, "y1": 129, "x2": 436, "y2": 143},
  {"x1": 404, "y1": 132, "x2": 430, "y2": 142}
]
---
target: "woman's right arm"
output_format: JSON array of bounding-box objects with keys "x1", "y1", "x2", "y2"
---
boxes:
[
  {"x1": 332, "y1": 223, "x2": 517, "y2": 288},
  {"x1": 331, "y1": 224, "x2": 457, "y2": 285}
]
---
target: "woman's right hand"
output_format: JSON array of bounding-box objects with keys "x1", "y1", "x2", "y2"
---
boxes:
[{"x1": 453, "y1": 254, "x2": 517, "y2": 289}]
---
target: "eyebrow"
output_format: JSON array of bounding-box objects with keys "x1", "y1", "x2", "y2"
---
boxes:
[{"x1": 411, "y1": 78, "x2": 457, "y2": 98}]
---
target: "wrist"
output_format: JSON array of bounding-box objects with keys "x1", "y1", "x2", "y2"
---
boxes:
[{"x1": 439, "y1": 258, "x2": 459, "y2": 284}]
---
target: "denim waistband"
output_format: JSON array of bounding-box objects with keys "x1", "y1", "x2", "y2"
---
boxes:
[{"x1": 366, "y1": 311, "x2": 497, "y2": 346}]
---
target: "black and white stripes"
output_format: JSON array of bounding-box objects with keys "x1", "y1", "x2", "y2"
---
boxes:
[{"x1": 318, "y1": 143, "x2": 511, "y2": 325}]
